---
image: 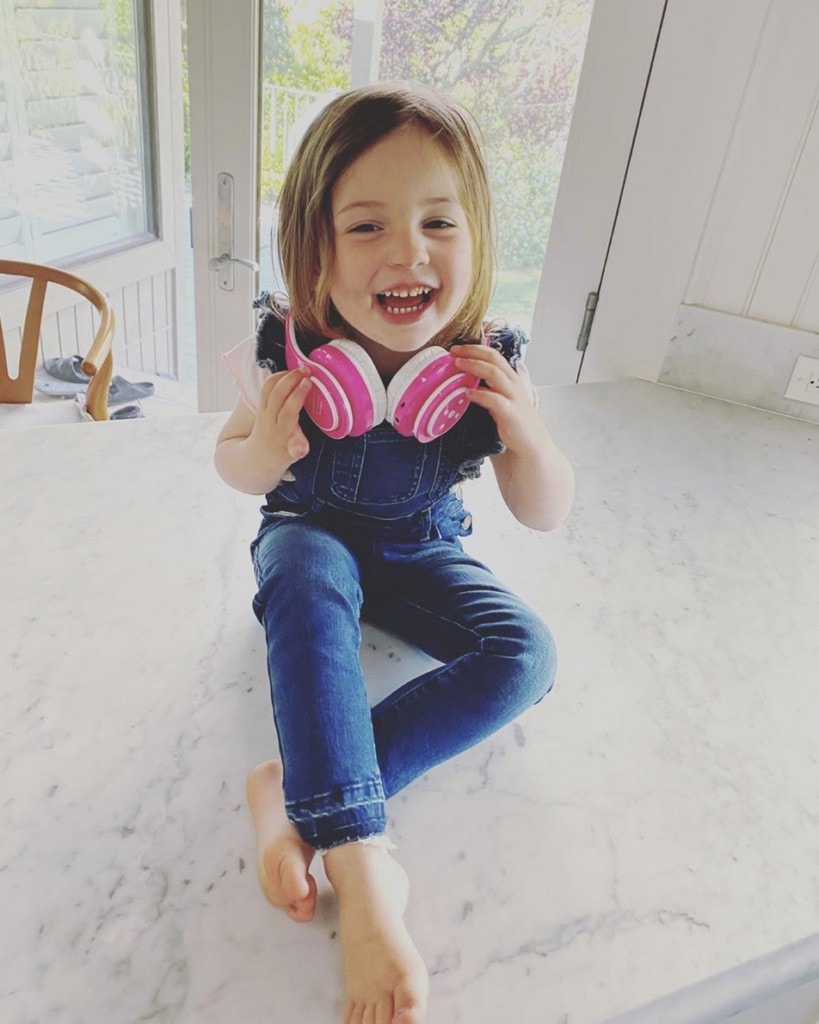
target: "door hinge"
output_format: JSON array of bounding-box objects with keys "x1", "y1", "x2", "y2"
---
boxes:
[{"x1": 577, "y1": 291, "x2": 598, "y2": 352}]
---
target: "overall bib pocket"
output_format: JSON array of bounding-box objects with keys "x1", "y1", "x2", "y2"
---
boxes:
[{"x1": 327, "y1": 427, "x2": 442, "y2": 508}]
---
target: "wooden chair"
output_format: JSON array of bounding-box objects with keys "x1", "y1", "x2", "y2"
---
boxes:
[{"x1": 0, "y1": 259, "x2": 115, "y2": 422}]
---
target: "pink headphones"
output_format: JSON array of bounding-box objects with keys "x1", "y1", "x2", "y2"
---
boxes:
[{"x1": 284, "y1": 311, "x2": 483, "y2": 442}]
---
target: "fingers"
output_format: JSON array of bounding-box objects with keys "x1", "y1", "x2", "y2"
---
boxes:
[
  {"x1": 256, "y1": 366, "x2": 312, "y2": 461},
  {"x1": 450, "y1": 343, "x2": 514, "y2": 372},
  {"x1": 279, "y1": 370, "x2": 314, "y2": 424},
  {"x1": 450, "y1": 344, "x2": 518, "y2": 397},
  {"x1": 259, "y1": 366, "x2": 312, "y2": 415},
  {"x1": 259, "y1": 367, "x2": 313, "y2": 432},
  {"x1": 451, "y1": 344, "x2": 544, "y2": 454}
]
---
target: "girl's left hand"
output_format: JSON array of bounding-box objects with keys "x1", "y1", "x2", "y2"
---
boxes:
[{"x1": 451, "y1": 344, "x2": 544, "y2": 454}]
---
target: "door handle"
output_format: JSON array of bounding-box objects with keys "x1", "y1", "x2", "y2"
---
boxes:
[
  {"x1": 209, "y1": 172, "x2": 259, "y2": 291},
  {"x1": 208, "y1": 253, "x2": 260, "y2": 271}
]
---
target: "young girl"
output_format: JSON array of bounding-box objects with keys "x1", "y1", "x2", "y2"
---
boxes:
[{"x1": 215, "y1": 81, "x2": 574, "y2": 1024}]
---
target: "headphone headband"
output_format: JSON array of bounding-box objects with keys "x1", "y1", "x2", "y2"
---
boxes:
[{"x1": 284, "y1": 310, "x2": 481, "y2": 441}]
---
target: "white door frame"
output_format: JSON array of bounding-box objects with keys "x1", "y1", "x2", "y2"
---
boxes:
[
  {"x1": 185, "y1": 0, "x2": 393, "y2": 413},
  {"x1": 528, "y1": 0, "x2": 668, "y2": 385},
  {"x1": 187, "y1": 0, "x2": 261, "y2": 413}
]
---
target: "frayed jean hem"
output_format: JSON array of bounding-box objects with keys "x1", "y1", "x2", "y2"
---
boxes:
[
  {"x1": 316, "y1": 833, "x2": 397, "y2": 855},
  {"x1": 285, "y1": 779, "x2": 387, "y2": 850}
]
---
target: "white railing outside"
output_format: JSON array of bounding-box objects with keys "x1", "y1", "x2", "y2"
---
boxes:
[{"x1": 262, "y1": 84, "x2": 340, "y2": 198}]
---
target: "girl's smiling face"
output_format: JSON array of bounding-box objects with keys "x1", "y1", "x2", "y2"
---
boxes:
[{"x1": 329, "y1": 126, "x2": 474, "y2": 370}]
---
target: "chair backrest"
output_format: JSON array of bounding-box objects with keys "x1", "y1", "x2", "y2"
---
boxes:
[{"x1": 0, "y1": 259, "x2": 116, "y2": 421}]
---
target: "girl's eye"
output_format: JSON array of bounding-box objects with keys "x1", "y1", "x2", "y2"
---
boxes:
[
  {"x1": 349, "y1": 222, "x2": 380, "y2": 233},
  {"x1": 425, "y1": 219, "x2": 455, "y2": 229}
]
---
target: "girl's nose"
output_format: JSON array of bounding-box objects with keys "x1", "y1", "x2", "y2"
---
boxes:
[{"x1": 387, "y1": 227, "x2": 429, "y2": 268}]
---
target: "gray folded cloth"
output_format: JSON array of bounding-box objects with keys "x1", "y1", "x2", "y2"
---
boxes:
[{"x1": 37, "y1": 356, "x2": 155, "y2": 405}]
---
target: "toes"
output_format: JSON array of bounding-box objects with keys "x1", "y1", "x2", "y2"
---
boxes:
[
  {"x1": 344, "y1": 988, "x2": 424, "y2": 1024},
  {"x1": 278, "y1": 855, "x2": 312, "y2": 903},
  {"x1": 343, "y1": 1000, "x2": 362, "y2": 1024},
  {"x1": 257, "y1": 848, "x2": 316, "y2": 918},
  {"x1": 375, "y1": 996, "x2": 394, "y2": 1024},
  {"x1": 287, "y1": 899, "x2": 314, "y2": 922},
  {"x1": 392, "y1": 987, "x2": 426, "y2": 1024},
  {"x1": 344, "y1": 996, "x2": 423, "y2": 1024},
  {"x1": 392, "y1": 1013, "x2": 420, "y2": 1023},
  {"x1": 287, "y1": 873, "x2": 318, "y2": 922},
  {"x1": 392, "y1": 1009, "x2": 423, "y2": 1024}
]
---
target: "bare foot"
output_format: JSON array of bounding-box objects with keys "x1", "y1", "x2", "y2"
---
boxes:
[
  {"x1": 246, "y1": 760, "x2": 318, "y2": 922},
  {"x1": 324, "y1": 842, "x2": 429, "y2": 1024}
]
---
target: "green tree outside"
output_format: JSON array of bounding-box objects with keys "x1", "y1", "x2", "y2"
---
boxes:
[{"x1": 260, "y1": 0, "x2": 592, "y2": 327}]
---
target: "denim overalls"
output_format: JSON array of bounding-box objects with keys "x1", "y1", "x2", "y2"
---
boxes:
[{"x1": 249, "y1": 307, "x2": 557, "y2": 850}]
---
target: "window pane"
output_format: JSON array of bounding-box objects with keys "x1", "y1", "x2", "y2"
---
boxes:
[
  {"x1": 377, "y1": 0, "x2": 593, "y2": 332},
  {"x1": 260, "y1": 0, "x2": 593, "y2": 334},
  {"x1": 0, "y1": 0, "x2": 155, "y2": 264}
]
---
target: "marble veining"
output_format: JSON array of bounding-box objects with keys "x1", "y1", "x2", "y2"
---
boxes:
[{"x1": 1, "y1": 379, "x2": 817, "y2": 1024}]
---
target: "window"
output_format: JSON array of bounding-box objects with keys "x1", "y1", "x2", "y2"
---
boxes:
[{"x1": 0, "y1": 0, "x2": 156, "y2": 264}]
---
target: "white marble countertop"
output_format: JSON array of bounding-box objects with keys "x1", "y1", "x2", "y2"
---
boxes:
[{"x1": 1, "y1": 379, "x2": 817, "y2": 1024}]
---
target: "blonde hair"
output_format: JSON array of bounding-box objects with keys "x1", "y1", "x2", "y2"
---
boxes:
[{"x1": 277, "y1": 81, "x2": 496, "y2": 346}]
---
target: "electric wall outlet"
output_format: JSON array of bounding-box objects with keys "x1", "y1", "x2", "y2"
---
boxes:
[{"x1": 784, "y1": 354, "x2": 819, "y2": 406}]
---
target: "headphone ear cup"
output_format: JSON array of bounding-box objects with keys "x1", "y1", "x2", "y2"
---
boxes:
[
  {"x1": 285, "y1": 310, "x2": 383, "y2": 438},
  {"x1": 386, "y1": 347, "x2": 479, "y2": 442},
  {"x1": 309, "y1": 340, "x2": 387, "y2": 436}
]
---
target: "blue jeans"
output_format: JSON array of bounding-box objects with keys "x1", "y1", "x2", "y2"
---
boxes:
[{"x1": 251, "y1": 509, "x2": 557, "y2": 850}]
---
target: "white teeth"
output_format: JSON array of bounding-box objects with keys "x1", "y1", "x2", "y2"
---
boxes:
[
  {"x1": 381, "y1": 287, "x2": 430, "y2": 298},
  {"x1": 385, "y1": 303, "x2": 423, "y2": 314},
  {"x1": 378, "y1": 286, "x2": 432, "y2": 315}
]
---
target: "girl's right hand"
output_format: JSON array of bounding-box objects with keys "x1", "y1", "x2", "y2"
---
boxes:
[{"x1": 248, "y1": 366, "x2": 313, "y2": 468}]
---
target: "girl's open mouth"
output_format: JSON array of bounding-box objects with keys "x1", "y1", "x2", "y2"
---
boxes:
[{"x1": 376, "y1": 287, "x2": 434, "y2": 316}]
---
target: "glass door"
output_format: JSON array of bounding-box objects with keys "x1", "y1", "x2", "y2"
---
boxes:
[
  {"x1": 187, "y1": 0, "x2": 667, "y2": 408},
  {"x1": 258, "y1": 0, "x2": 595, "y2": 333}
]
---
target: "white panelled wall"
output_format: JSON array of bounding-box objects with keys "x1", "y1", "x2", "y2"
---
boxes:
[
  {"x1": 577, "y1": 0, "x2": 819, "y2": 424},
  {"x1": 683, "y1": 0, "x2": 819, "y2": 331},
  {"x1": 661, "y1": 0, "x2": 819, "y2": 422}
]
